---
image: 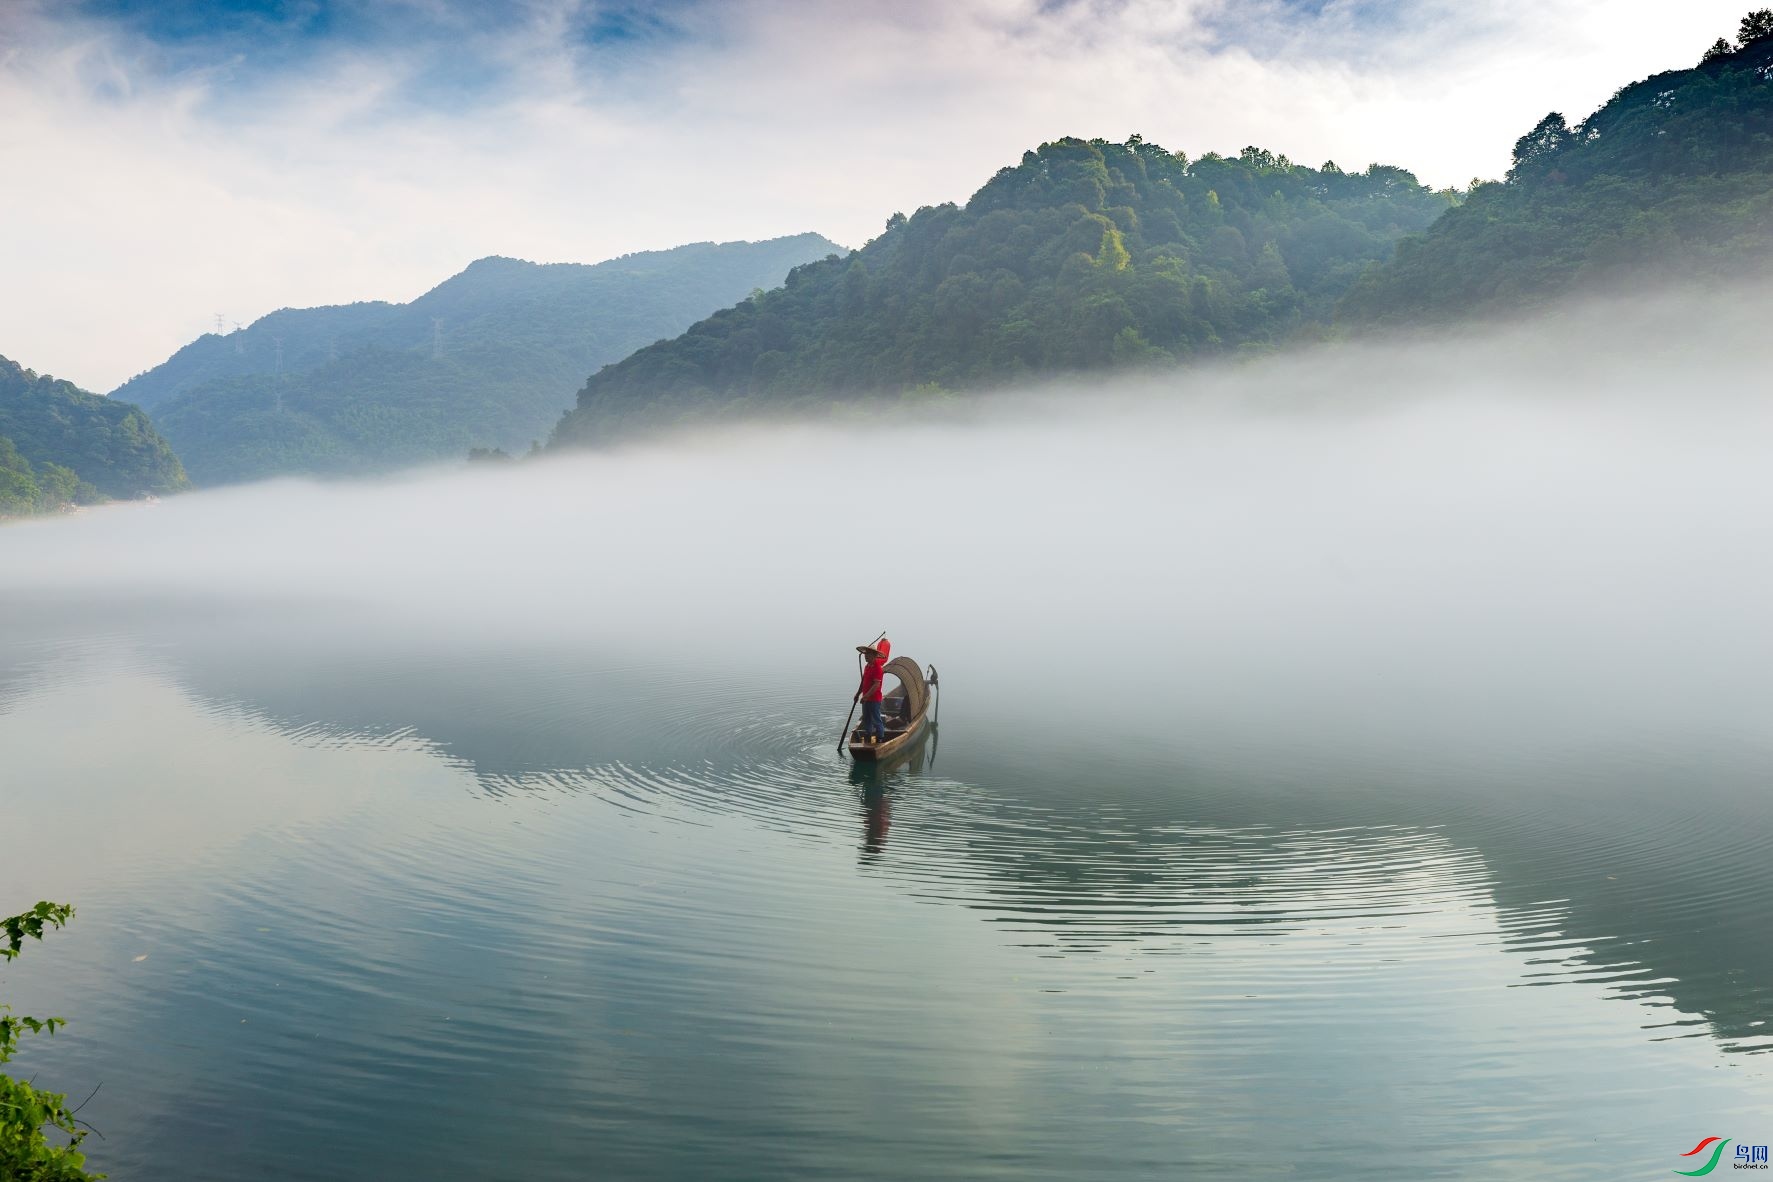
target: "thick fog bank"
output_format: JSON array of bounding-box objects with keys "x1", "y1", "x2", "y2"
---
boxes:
[{"x1": 3, "y1": 284, "x2": 1770, "y2": 755}]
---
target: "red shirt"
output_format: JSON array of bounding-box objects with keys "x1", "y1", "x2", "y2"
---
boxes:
[{"x1": 860, "y1": 657, "x2": 886, "y2": 702}]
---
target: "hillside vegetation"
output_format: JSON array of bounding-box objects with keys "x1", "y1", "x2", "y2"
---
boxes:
[
  {"x1": 1341, "y1": 16, "x2": 1773, "y2": 324},
  {"x1": 550, "y1": 16, "x2": 1773, "y2": 447},
  {"x1": 551, "y1": 138, "x2": 1454, "y2": 445},
  {"x1": 0, "y1": 435, "x2": 93, "y2": 517},
  {"x1": 0, "y1": 355, "x2": 188, "y2": 516},
  {"x1": 127, "y1": 235, "x2": 840, "y2": 484}
]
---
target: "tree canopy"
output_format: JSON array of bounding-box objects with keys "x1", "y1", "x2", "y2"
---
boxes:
[
  {"x1": 0, "y1": 356, "x2": 187, "y2": 515},
  {"x1": 1340, "y1": 25, "x2": 1773, "y2": 325},
  {"x1": 0, "y1": 435, "x2": 95, "y2": 518},
  {"x1": 550, "y1": 137, "x2": 1454, "y2": 445}
]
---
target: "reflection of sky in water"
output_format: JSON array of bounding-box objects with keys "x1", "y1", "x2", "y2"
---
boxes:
[{"x1": 3, "y1": 626, "x2": 1770, "y2": 1181}]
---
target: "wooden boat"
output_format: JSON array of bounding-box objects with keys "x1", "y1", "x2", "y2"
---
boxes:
[{"x1": 848, "y1": 656, "x2": 937, "y2": 762}]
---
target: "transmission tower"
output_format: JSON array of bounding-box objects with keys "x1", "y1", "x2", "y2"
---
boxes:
[
  {"x1": 432, "y1": 317, "x2": 443, "y2": 361},
  {"x1": 214, "y1": 312, "x2": 224, "y2": 335}
]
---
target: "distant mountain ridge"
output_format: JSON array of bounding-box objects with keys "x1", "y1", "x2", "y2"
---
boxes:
[
  {"x1": 0, "y1": 355, "x2": 187, "y2": 516},
  {"x1": 127, "y1": 235, "x2": 841, "y2": 484}
]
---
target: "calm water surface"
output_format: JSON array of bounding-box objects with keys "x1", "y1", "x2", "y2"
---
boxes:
[
  {"x1": 4, "y1": 366, "x2": 1773, "y2": 1179},
  {"x1": 2, "y1": 595, "x2": 1769, "y2": 1181}
]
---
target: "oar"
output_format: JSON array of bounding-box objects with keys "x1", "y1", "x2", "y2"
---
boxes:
[
  {"x1": 838, "y1": 689, "x2": 861, "y2": 752},
  {"x1": 837, "y1": 631, "x2": 888, "y2": 752}
]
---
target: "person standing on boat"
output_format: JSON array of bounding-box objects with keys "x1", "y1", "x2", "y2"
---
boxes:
[{"x1": 857, "y1": 637, "x2": 892, "y2": 745}]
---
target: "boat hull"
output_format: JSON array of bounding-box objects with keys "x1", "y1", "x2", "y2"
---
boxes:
[
  {"x1": 846, "y1": 655, "x2": 934, "y2": 762},
  {"x1": 848, "y1": 712, "x2": 929, "y2": 762}
]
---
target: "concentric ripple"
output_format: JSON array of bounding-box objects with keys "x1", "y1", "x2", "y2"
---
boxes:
[{"x1": 6, "y1": 620, "x2": 1773, "y2": 1182}]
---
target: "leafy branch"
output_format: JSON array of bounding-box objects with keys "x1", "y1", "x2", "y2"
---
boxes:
[
  {"x1": 3, "y1": 902, "x2": 75, "y2": 963},
  {"x1": 1, "y1": 901, "x2": 102, "y2": 1181}
]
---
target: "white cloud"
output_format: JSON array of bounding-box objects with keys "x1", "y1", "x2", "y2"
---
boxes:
[{"x1": 0, "y1": 0, "x2": 1750, "y2": 391}]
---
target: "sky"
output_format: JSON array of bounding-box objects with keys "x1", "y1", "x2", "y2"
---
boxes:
[{"x1": 0, "y1": 0, "x2": 1754, "y2": 392}]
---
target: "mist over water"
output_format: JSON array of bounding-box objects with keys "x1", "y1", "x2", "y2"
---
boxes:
[
  {"x1": 8, "y1": 284, "x2": 1771, "y2": 748},
  {"x1": 4, "y1": 286, "x2": 1773, "y2": 1180}
]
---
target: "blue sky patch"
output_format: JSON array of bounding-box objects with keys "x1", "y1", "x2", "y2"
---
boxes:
[{"x1": 71, "y1": 0, "x2": 712, "y2": 110}]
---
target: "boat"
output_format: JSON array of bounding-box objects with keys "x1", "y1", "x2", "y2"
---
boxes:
[{"x1": 847, "y1": 656, "x2": 938, "y2": 762}]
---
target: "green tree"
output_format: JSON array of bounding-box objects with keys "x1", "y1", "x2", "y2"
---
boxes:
[
  {"x1": 1, "y1": 902, "x2": 100, "y2": 1181},
  {"x1": 0, "y1": 357, "x2": 186, "y2": 500},
  {"x1": 0, "y1": 436, "x2": 44, "y2": 517},
  {"x1": 1509, "y1": 112, "x2": 1571, "y2": 178},
  {"x1": 1740, "y1": 8, "x2": 1773, "y2": 44}
]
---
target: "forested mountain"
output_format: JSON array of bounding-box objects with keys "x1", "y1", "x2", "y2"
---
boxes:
[
  {"x1": 0, "y1": 355, "x2": 188, "y2": 516},
  {"x1": 550, "y1": 138, "x2": 1453, "y2": 445},
  {"x1": 1340, "y1": 15, "x2": 1773, "y2": 324},
  {"x1": 125, "y1": 235, "x2": 840, "y2": 484},
  {"x1": 546, "y1": 16, "x2": 1773, "y2": 446}
]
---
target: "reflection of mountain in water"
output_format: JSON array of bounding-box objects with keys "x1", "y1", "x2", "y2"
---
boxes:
[
  {"x1": 1446, "y1": 749, "x2": 1773, "y2": 1056},
  {"x1": 0, "y1": 641, "x2": 49, "y2": 717},
  {"x1": 0, "y1": 619, "x2": 133, "y2": 720},
  {"x1": 14, "y1": 593, "x2": 1772, "y2": 1057}
]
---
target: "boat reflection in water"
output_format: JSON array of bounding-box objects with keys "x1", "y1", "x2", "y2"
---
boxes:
[{"x1": 848, "y1": 720, "x2": 938, "y2": 860}]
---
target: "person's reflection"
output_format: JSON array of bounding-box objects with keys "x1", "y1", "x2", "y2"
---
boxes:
[
  {"x1": 846, "y1": 723, "x2": 938, "y2": 860},
  {"x1": 848, "y1": 760, "x2": 892, "y2": 859},
  {"x1": 862, "y1": 781, "x2": 891, "y2": 857}
]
